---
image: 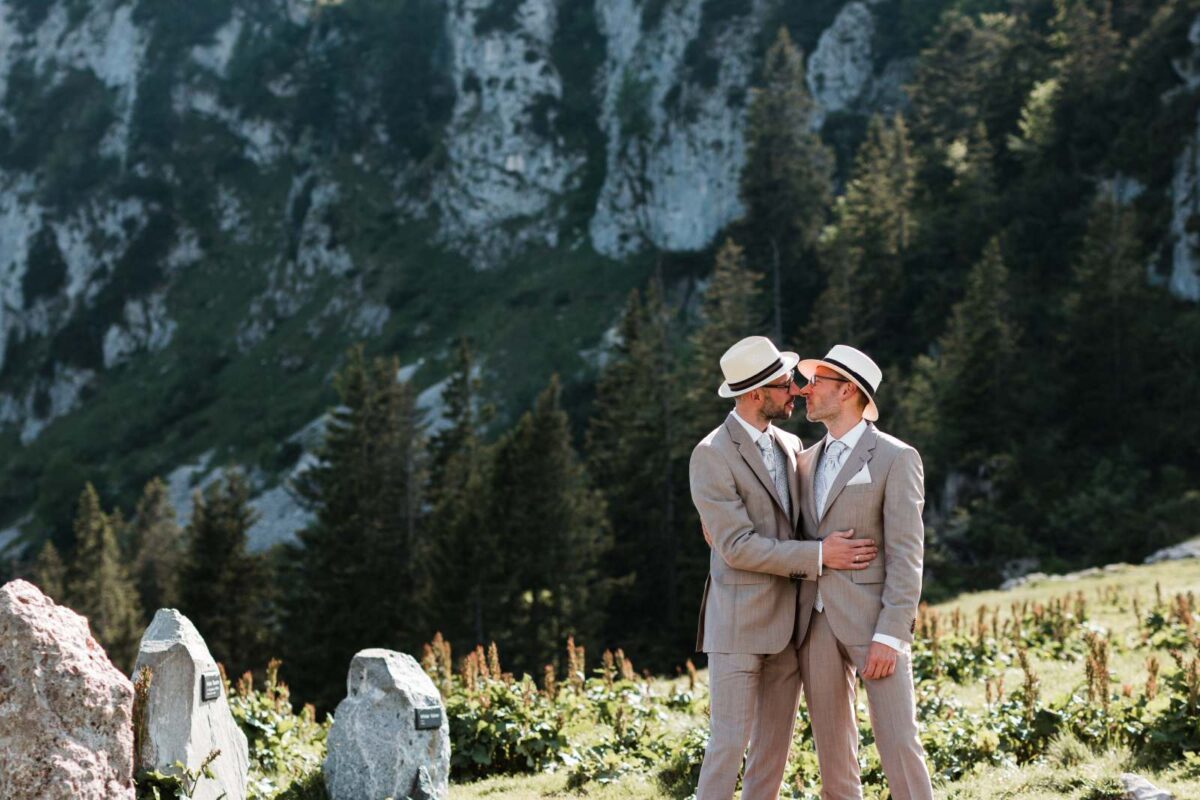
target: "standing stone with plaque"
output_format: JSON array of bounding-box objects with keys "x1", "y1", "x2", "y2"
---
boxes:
[
  {"x1": 132, "y1": 610, "x2": 250, "y2": 800},
  {"x1": 324, "y1": 649, "x2": 451, "y2": 800}
]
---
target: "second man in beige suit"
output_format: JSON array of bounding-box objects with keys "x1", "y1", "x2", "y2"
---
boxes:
[{"x1": 794, "y1": 345, "x2": 934, "y2": 800}]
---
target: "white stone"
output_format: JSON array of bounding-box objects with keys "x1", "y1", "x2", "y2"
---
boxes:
[
  {"x1": 807, "y1": 1, "x2": 875, "y2": 127},
  {"x1": 0, "y1": 175, "x2": 44, "y2": 373},
  {"x1": 435, "y1": 0, "x2": 584, "y2": 265},
  {"x1": 102, "y1": 292, "x2": 178, "y2": 369},
  {"x1": 1145, "y1": 536, "x2": 1200, "y2": 564},
  {"x1": 0, "y1": 580, "x2": 135, "y2": 800},
  {"x1": 589, "y1": 0, "x2": 767, "y2": 257},
  {"x1": 24, "y1": 1, "x2": 148, "y2": 160},
  {"x1": 165, "y1": 450, "x2": 220, "y2": 530},
  {"x1": 1121, "y1": 773, "x2": 1174, "y2": 800},
  {"x1": 349, "y1": 301, "x2": 391, "y2": 337},
  {"x1": 1168, "y1": 107, "x2": 1200, "y2": 301},
  {"x1": 0, "y1": 364, "x2": 97, "y2": 444},
  {"x1": 324, "y1": 649, "x2": 450, "y2": 800},
  {"x1": 133, "y1": 609, "x2": 250, "y2": 800},
  {"x1": 191, "y1": 12, "x2": 243, "y2": 77},
  {"x1": 1169, "y1": 15, "x2": 1200, "y2": 92}
]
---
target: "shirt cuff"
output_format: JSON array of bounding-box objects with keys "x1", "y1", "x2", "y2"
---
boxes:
[
  {"x1": 872, "y1": 633, "x2": 907, "y2": 652},
  {"x1": 817, "y1": 541, "x2": 822, "y2": 576}
]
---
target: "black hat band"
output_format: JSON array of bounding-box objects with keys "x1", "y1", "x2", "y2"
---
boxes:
[
  {"x1": 728, "y1": 358, "x2": 784, "y2": 392},
  {"x1": 823, "y1": 357, "x2": 876, "y2": 402}
]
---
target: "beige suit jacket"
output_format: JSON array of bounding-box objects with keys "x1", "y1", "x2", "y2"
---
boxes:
[
  {"x1": 795, "y1": 423, "x2": 925, "y2": 645},
  {"x1": 690, "y1": 414, "x2": 820, "y2": 654}
]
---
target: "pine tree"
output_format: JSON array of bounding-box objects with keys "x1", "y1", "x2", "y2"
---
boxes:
[
  {"x1": 586, "y1": 284, "x2": 689, "y2": 662},
  {"x1": 284, "y1": 346, "x2": 428, "y2": 709},
  {"x1": 809, "y1": 114, "x2": 917, "y2": 359},
  {"x1": 908, "y1": 10, "x2": 1034, "y2": 155},
  {"x1": 489, "y1": 376, "x2": 612, "y2": 673},
  {"x1": 1059, "y1": 195, "x2": 1157, "y2": 445},
  {"x1": 180, "y1": 470, "x2": 269, "y2": 676},
  {"x1": 64, "y1": 484, "x2": 144, "y2": 670},
  {"x1": 906, "y1": 238, "x2": 1021, "y2": 471},
  {"x1": 31, "y1": 540, "x2": 66, "y2": 601},
  {"x1": 426, "y1": 339, "x2": 500, "y2": 652},
  {"x1": 129, "y1": 477, "x2": 184, "y2": 615},
  {"x1": 684, "y1": 238, "x2": 767, "y2": 443},
  {"x1": 740, "y1": 27, "x2": 834, "y2": 340}
]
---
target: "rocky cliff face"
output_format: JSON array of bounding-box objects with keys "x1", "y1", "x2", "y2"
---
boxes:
[{"x1": 0, "y1": 0, "x2": 1196, "y2": 551}]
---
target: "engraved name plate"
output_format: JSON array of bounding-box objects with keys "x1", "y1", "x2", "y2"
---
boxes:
[
  {"x1": 200, "y1": 670, "x2": 222, "y2": 703},
  {"x1": 414, "y1": 707, "x2": 442, "y2": 730}
]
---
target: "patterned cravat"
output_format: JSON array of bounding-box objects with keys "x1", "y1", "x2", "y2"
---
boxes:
[
  {"x1": 814, "y1": 439, "x2": 847, "y2": 614},
  {"x1": 757, "y1": 434, "x2": 791, "y2": 519}
]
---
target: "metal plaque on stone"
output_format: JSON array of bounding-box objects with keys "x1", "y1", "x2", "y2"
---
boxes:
[
  {"x1": 414, "y1": 707, "x2": 442, "y2": 730},
  {"x1": 200, "y1": 670, "x2": 222, "y2": 702}
]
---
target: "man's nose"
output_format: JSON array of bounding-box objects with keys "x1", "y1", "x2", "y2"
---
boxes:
[{"x1": 790, "y1": 381, "x2": 803, "y2": 396}]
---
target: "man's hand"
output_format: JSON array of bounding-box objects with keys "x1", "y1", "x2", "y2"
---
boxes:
[
  {"x1": 862, "y1": 641, "x2": 898, "y2": 680},
  {"x1": 821, "y1": 529, "x2": 877, "y2": 570},
  {"x1": 702, "y1": 521, "x2": 713, "y2": 547}
]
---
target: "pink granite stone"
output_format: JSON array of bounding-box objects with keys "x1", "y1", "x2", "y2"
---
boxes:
[{"x1": 0, "y1": 579, "x2": 135, "y2": 800}]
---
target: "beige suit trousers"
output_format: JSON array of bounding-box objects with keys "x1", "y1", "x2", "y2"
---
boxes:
[
  {"x1": 697, "y1": 647, "x2": 803, "y2": 800},
  {"x1": 800, "y1": 612, "x2": 933, "y2": 800}
]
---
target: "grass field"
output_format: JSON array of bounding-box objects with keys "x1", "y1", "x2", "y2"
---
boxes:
[{"x1": 445, "y1": 557, "x2": 1200, "y2": 799}]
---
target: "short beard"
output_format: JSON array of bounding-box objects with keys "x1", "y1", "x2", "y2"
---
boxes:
[{"x1": 763, "y1": 397, "x2": 793, "y2": 422}]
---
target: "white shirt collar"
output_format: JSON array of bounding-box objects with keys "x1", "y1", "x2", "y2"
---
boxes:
[
  {"x1": 824, "y1": 417, "x2": 868, "y2": 454},
  {"x1": 731, "y1": 409, "x2": 772, "y2": 446}
]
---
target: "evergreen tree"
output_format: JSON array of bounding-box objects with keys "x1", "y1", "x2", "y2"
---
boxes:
[
  {"x1": 426, "y1": 339, "x2": 500, "y2": 652},
  {"x1": 181, "y1": 471, "x2": 269, "y2": 676},
  {"x1": 908, "y1": 9, "x2": 1037, "y2": 159},
  {"x1": 31, "y1": 540, "x2": 66, "y2": 601},
  {"x1": 129, "y1": 477, "x2": 184, "y2": 616},
  {"x1": 740, "y1": 27, "x2": 834, "y2": 340},
  {"x1": 586, "y1": 284, "x2": 691, "y2": 662},
  {"x1": 901, "y1": 238, "x2": 1021, "y2": 475},
  {"x1": 684, "y1": 238, "x2": 767, "y2": 442},
  {"x1": 284, "y1": 346, "x2": 428, "y2": 709},
  {"x1": 1059, "y1": 196, "x2": 1157, "y2": 445},
  {"x1": 1047, "y1": 0, "x2": 1123, "y2": 172},
  {"x1": 64, "y1": 484, "x2": 144, "y2": 670},
  {"x1": 489, "y1": 376, "x2": 612, "y2": 673},
  {"x1": 809, "y1": 114, "x2": 917, "y2": 360}
]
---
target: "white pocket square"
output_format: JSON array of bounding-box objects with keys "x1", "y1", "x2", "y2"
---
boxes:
[{"x1": 846, "y1": 464, "x2": 871, "y2": 485}]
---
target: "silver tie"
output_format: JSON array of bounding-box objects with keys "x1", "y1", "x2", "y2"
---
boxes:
[
  {"x1": 757, "y1": 434, "x2": 791, "y2": 519},
  {"x1": 814, "y1": 439, "x2": 847, "y2": 614},
  {"x1": 814, "y1": 439, "x2": 847, "y2": 522}
]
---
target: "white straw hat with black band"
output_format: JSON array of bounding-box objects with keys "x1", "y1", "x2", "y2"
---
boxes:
[
  {"x1": 797, "y1": 344, "x2": 883, "y2": 421},
  {"x1": 717, "y1": 336, "x2": 801, "y2": 398}
]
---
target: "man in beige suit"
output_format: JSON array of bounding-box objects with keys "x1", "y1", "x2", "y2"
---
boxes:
[
  {"x1": 690, "y1": 337, "x2": 879, "y2": 800},
  {"x1": 794, "y1": 345, "x2": 934, "y2": 800}
]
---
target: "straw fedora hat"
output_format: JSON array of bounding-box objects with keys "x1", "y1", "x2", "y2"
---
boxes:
[
  {"x1": 717, "y1": 336, "x2": 800, "y2": 398},
  {"x1": 797, "y1": 344, "x2": 882, "y2": 421}
]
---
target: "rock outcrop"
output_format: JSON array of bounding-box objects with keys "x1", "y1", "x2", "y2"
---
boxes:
[
  {"x1": 132, "y1": 609, "x2": 250, "y2": 800},
  {"x1": 324, "y1": 649, "x2": 450, "y2": 800},
  {"x1": 0, "y1": 579, "x2": 135, "y2": 800}
]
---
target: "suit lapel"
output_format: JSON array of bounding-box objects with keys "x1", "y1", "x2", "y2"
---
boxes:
[
  {"x1": 778, "y1": 429, "x2": 802, "y2": 532},
  {"x1": 725, "y1": 416, "x2": 787, "y2": 517},
  {"x1": 797, "y1": 440, "x2": 823, "y2": 535},
  {"x1": 819, "y1": 424, "x2": 878, "y2": 529}
]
